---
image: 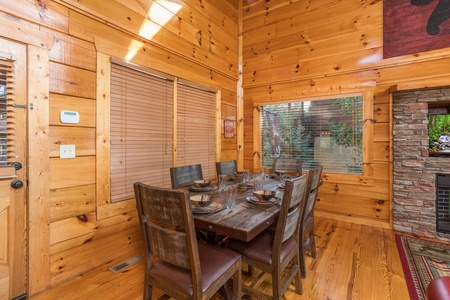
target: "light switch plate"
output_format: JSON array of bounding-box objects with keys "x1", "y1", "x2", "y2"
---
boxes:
[{"x1": 60, "y1": 145, "x2": 76, "y2": 158}]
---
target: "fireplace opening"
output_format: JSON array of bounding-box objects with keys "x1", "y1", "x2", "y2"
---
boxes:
[{"x1": 436, "y1": 174, "x2": 450, "y2": 234}]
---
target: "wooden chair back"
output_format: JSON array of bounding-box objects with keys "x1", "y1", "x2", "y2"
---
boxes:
[
  {"x1": 170, "y1": 164, "x2": 203, "y2": 189},
  {"x1": 274, "y1": 173, "x2": 309, "y2": 256},
  {"x1": 133, "y1": 182, "x2": 202, "y2": 295},
  {"x1": 226, "y1": 173, "x2": 309, "y2": 299},
  {"x1": 215, "y1": 160, "x2": 237, "y2": 177},
  {"x1": 299, "y1": 165, "x2": 323, "y2": 278},
  {"x1": 134, "y1": 182, "x2": 242, "y2": 300},
  {"x1": 304, "y1": 165, "x2": 323, "y2": 218},
  {"x1": 272, "y1": 158, "x2": 302, "y2": 175}
]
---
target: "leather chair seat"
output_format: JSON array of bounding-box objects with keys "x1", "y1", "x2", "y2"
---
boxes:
[
  {"x1": 426, "y1": 276, "x2": 450, "y2": 300},
  {"x1": 148, "y1": 242, "x2": 241, "y2": 296},
  {"x1": 227, "y1": 230, "x2": 296, "y2": 265}
]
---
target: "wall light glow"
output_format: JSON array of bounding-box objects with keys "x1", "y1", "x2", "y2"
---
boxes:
[
  {"x1": 125, "y1": 1, "x2": 182, "y2": 61},
  {"x1": 125, "y1": 39, "x2": 145, "y2": 61},
  {"x1": 358, "y1": 53, "x2": 383, "y2": 65}
]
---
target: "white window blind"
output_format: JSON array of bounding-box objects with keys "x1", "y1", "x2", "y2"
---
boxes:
[
  {"x1": 260, "y1": 96, "x2": 363, "y2": 174},
  {"x1": 110, "y1": 63, "x2": 174, "y2": 202},
  {"x1": 0, "y1": 58, "x2": 15, "y2": 166},
  {"x1": 177, "y1": 83, "x2": 216, "y2": 180}
]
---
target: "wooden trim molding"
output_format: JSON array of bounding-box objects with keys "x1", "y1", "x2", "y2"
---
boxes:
[
  {"x1": 95, "y1": 51, "x2": 111, "y2": 218},
  {"x1": 236, "y1": 0, "x2": 244, "y2": 171},
  {"x1": 362, "y1": 90, "x2": 374, "y2": 177},
  {"x1": 172, "y1": 78, "x2": 178, "y2": 167},
  {"x1": 252, "y1": 102, "x2": 261, "y2": 172},
  {"x1": 216, "y1": 91, "x2": 222, "y2": 163},
  {"x1": 95, "y1": 52, "x2": 136, "y2": 220},
  {"x1": 0, "y1": 14, "x2": 53, "y2": 49},
  {"x1": 28, "y1": 45, "x2": 51, "y2": 295}
]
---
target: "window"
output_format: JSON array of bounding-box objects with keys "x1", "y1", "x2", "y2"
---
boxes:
[
  {"x1": 0, "y1": 58, "x2": 15, "y2": 166},
  {"x1": 110, "y1": 63, "x2": 174, "y2": 202},
  {"x1": 110, "y1": 62, "x2": 217, "y2": 202},
  {"x1": 177, "y1": 82, "x2": 216, "y2": 180},
  {"x1": 260, "y1": 96, "x2": 363, "y2": 174}
]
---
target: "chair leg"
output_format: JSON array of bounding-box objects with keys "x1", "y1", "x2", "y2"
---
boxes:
[
  {"x1": 294, "y1": 253, "x2": 306, "y2": 295},
  {"x1": 231, "y1": 265, "x2": 242, "y2": 300},
  {"x1": 272, "y1": 269, "x2": 282, "y2": 300},
  {"x1": 309, "y1": 229, "x2": 317, "y2": 258},
  {"x1": 294, "y1": 272, "x2": 303, "y2": 295},
  {"x1": 143, "y1": 278, "x2": 152, "y2": 300},
  {"x1": 299, "y1": 246, "x2": 307, "y2": 278},
  {"x1": 293, "y1": 255, "x2": 303, "y2": 295},
  {"x1": 247, "y1": 264, "x2": 254, "y2": 275}
]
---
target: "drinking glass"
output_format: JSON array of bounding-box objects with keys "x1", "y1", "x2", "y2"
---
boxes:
[
  {"x1": 242, "y1": 169, "x2": 250, "y2": 184},
  {"x1": 279, "y1": 171, "x2": 288, "y2": 184},
  {"x1": 226, "y1": 185, "x2": 237, "y2": 209},
  {"x1": 218, "y1": 174, "x2": 227, "y2": 192},
  {"x1": 260, "y1": 166, "x2": 266, "y2": 178},
  {"x1": 254, "y1": 177, "x2": 264, "y2": 191}
]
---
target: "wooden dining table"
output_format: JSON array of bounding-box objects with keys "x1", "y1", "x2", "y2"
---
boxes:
[
  {"x1": 191, "y1": 175, "x2": 284, "y2": 242},
  {"x1": 184, "y1": 175, "x2": 285, "y2": 300}
]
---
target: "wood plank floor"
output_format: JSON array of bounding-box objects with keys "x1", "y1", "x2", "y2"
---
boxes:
[{"x1": 28, "y1": 217, "x2": 410, "y2": 300}]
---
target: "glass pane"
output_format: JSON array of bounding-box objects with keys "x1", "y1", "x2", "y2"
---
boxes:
[{"x1": 261, "y1": 96, "x2": 363, "y2": 174}]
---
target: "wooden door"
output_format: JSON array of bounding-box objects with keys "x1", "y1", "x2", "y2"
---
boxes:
[{"x1": 0, "y1": 38, "x2": 28, "y2": 299}]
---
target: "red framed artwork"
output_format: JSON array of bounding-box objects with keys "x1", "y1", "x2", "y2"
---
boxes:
[
  {"x1": 224, "y1": 120, "x2": 235, "y2": 138},
  {"x1": 383, "y1": 0, "x2": 450, "y2": 58}
]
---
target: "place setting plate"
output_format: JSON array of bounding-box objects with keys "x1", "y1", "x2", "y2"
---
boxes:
[
  {"x1": 245, "y1": 196, "x2": 281, "y2": 206},
  {"x1": 269, "y1": 174, "x2": 296, "y2": 180},
  {"x1": 192, "y1": 202, "x2": 223, "y2": 214},
  {"x1": 189, "y1": 185, "x2": 218, "y2": 192}
]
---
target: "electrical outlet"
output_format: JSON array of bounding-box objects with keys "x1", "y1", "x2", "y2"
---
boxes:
[{"x1": 60, "y1": 145, "x2": 76, "y2": 158}]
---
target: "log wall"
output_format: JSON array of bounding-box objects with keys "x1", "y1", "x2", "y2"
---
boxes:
[
  {"x1": 241, "y1": 0, "x2": 450, "y2": 229},
  {"x1": 0, "y1": 0, "x2": 239, "y2": 295},
  {"x1": 3, "y1": 0, "x2": 450, "y2": 296}
]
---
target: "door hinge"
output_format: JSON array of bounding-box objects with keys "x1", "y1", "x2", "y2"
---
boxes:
[
  {"x1": 13, "y1": 103, "x2": 33, "y2": 110},
  {"x1": 12, "y1": 103, "x2": 27, "y2": 109}
]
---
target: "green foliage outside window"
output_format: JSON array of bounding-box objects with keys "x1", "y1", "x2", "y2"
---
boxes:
[
  {"x1": 429, "y1": 114, "x2": 450, "y2": 152},
  {"x1": 327, "y1": 97, "x2": 363, "y2": 173},
  {"x1": 261, "y1": 96, "x2": 363, "y2": 174}
]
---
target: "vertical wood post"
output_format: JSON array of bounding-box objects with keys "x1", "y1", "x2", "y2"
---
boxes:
[
  {"x1": 96, "y1": 52, "x2": 111, "y2": 212},
  {"x1": 236, "y1": 0, "x2": 244, "y2": 171},
  {"x1": 28, "y1": 44, "x2": 51, "y2": 295}
]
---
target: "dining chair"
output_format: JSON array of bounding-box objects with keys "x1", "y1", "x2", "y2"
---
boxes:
[
  {"x1": 227, "y1": 173, "x2": 309, "y2": 300},
  {"x1": 170, "y1": 164, "x2": 203, "y2": 189},
  {"x1": 215, "y1": 160, "x2": 238, "y2": 178},
  {"x1": 299, "y1": 165, "x2": 323, "y2": 278},
  {"x1": 272, "y1": 158, "x2": 302, "y2": 176},
  {"x1": 134, "y1": 182, "x2": 242, "y2": 300}
]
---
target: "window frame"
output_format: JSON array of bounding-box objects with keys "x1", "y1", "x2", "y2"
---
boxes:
[
  {"x1": 108, "y1": 59, "x2": 219, "y2": 202},
  {"x1": 255, "y1": 92, "x2": 372, "y2": 177}
]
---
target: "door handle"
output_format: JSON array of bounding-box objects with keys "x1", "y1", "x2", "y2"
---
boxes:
[
  {"x1": 11, "y1": 180, "x2": 23, "y2": 189},
  {"x1": 11, "y1": 162, "x2": 22, "y2": 170}
]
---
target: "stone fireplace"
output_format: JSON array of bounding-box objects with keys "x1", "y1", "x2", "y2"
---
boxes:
[{"x1": 392, "y1": 87, "x2": 450, "y2": 240}]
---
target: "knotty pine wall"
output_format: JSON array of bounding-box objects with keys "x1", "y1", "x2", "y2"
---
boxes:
[
  {"x1": 241, "y1": 0, "x2": 450, "y2": 229},
  {"x1": 0, "y1": 0, "x2": 239, "y2": 295}
]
